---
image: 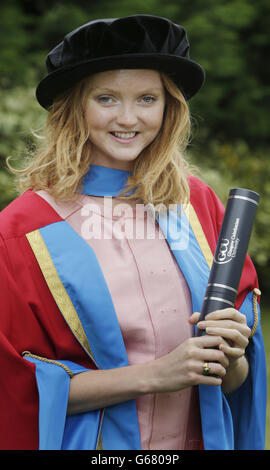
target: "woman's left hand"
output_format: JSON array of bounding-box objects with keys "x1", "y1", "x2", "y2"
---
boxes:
[{"x1": 196, "y1": 308, "x2": 251, "y2": 369}]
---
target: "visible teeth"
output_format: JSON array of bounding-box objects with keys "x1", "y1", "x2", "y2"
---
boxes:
[{"x1": 113, "y1": 132, "x2": 136, "y2": 139}]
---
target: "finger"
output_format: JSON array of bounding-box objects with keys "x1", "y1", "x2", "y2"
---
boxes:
[
  {"x1": 205, "y1": 327, "x2": 249, "y2": 349},
  {"x1": 191, "y1": 341, "x2": 229, "y2": 367},
  {"x1": 195, "y1": 333, "x2": 228, "y2": 349},
  {"x1": 192, "y1": 361, "x2": 227, "y2": 385},
  {"x1": 198, "y1": 375, "x2": 223, "y2": 386},
  {"x1": 219, "y1": 343, "x2": 245, "y2": 358},
  {"x1": 199, "y1": 348, "x2": 230, "y2": 369},
  {"x1": 203, "y1": 308, "x2": 247, "y2": 324},
  {"x1": 198, "y1": 320, "x2": 251, "y2": 338},
  {"x1": 189, "y1": 312, "x2": 201, "y2": 324},
  {"x1": 200, "y1": 361, "x2": 227, "y2": 378}
]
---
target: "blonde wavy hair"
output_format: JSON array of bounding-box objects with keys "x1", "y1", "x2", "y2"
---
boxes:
[{"x1": 9, "y1": 71, "x2": 193, "y2": 210}]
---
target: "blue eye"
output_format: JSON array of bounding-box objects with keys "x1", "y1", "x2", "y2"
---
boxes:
[
  {"x1": 141, "y1": 95, "x2": 156, "y2": 104},
  {"x1": 97, "y1": 96, "x2": 114, "y2": 104}
]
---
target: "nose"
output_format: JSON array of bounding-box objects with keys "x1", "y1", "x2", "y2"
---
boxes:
[{"x1": 116, "y1": 103, "x2": 138, "y2": 128}]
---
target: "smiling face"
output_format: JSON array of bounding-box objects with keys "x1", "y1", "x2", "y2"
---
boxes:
[{"x1": 85, "y1": 69, "x2": 166, "y2": 170}]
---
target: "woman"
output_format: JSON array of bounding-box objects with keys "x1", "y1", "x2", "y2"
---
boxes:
[{"x1": 0, "y1": 15, "x2": 266, "y2": 450}]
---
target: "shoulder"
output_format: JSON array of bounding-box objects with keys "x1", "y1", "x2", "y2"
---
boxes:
[
  {"x1": 188, "y1": 175, "x2": 225, "y2": 221},
  {"x1": 0, "y1": 190, "x2": 62, "y2": 239},
  {"x1": 188, "y1": 175, "x2": 224, "y2": 209},
  {"x1": 187, "y1": 175, "x2": 226, "y2": 252}
]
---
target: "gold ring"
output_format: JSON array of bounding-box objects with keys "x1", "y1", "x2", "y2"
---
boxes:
[{"x1": 203, "y1": 362, "x2": 210, "y2": 376}]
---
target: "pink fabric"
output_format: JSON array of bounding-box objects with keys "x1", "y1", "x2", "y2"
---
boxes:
[{"x1": 36, "y1": 191, "x2": 202, "y2": 450}]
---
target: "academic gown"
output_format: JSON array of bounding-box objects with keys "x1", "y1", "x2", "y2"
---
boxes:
[{"x1": 0, "y1": 174, "x2": 266, "y2": 450}]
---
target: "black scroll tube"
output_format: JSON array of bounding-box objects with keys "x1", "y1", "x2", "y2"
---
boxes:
[{"x1": 197, "y1": 188, "x2": 259, "y2": 336}]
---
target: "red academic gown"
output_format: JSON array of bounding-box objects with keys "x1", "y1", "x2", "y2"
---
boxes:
[{"x1": 0, "y1": 176, "x2": 265, "y2": 450}]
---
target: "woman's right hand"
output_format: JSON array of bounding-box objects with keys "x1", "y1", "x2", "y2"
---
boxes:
[{"x1": 150, "y1": 313, "x2": 229, "y2": 393}]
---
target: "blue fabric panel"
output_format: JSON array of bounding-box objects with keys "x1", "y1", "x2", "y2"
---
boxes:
[
  {"x1": 82, "y1": 164, "x2": 134, "y2": 196},
  {"x1": 226, "y1": 294, "x2": 266, "y2": 449},
  {"x1": 24, "y1": 357, "x2": 101, "y2": 450},
  {"x1": 197, "y1": 386, "x2": 234, "y2": 449},
  {"x1": 101, "y1": 401, "x2": 142, "y2": 450},
  {"x1": 25, "y1": 356, "x2": 70, "y2": 449}
]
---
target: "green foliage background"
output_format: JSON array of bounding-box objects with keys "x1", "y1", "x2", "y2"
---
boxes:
[
  {"x1": 1, "y1": 0, "x2": 270, "y2": 283},
  {"x1": 1, "y1": 0, "x2": 270, "y2": 449}
]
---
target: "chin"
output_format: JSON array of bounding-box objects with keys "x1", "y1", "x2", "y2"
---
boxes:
[{"x1": 109, "y1": 153, "x2": 140, "y2": 165}]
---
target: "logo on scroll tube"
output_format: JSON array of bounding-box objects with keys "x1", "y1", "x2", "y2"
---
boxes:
[
  {"x1": 214, "y1": 218, "x2": 240, "y2": 265},
  {"x1": 215, "y1": 238, "x2": 232, "y2": 264}
]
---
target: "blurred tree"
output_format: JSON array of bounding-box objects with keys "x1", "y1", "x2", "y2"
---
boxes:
[
  {"x1": 0, "y1": 0, "x2": 34, "y2": 87},
  {"x1": 184, "y1": 0, "x2": 270, "y2": 148}
]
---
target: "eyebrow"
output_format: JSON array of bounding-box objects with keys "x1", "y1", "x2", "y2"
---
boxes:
[{"x1": 91, "y1": 86, "x2": 163, "y2": 94}]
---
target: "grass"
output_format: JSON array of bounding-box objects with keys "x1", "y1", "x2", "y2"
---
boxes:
[{"x1": 261, "y1": 307, "x2": 270, "y2": 450}]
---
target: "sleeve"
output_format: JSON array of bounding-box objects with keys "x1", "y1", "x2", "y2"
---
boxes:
[
  {"x1": 22, "y1": 354, "x2": 101, "y2": 450},
  {"x1": 0, "y1": 233, "x2": 101, "y2": 450},
  {"x1": 0, "y1": 233, "x2": 39, "y2": 449}
]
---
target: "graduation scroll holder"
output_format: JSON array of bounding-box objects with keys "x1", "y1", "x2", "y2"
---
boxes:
[{"x1": 197, "y1": 187, "x2": 259, "y2": 335}]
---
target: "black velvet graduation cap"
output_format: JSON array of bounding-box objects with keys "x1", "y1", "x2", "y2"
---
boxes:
[{"x1": 36, "y1": 15, "x2": 205, "y2": 109}]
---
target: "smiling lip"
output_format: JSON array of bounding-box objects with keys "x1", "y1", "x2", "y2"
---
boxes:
[{"x1": 110, "y1": 131, "x2": 139, "y2": 143}]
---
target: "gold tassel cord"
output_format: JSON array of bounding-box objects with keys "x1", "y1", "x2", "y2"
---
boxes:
[
  {"x1": 250, "y1": 288, "x2": 261, "y2": 338},
  {"x1": 22, "y1": 351, "x2": 74, "y2": 378}
]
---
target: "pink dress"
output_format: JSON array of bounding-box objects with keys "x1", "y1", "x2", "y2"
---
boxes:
[{"x1": 37, "y1": 191, "x2": 202, "y2": 450}]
